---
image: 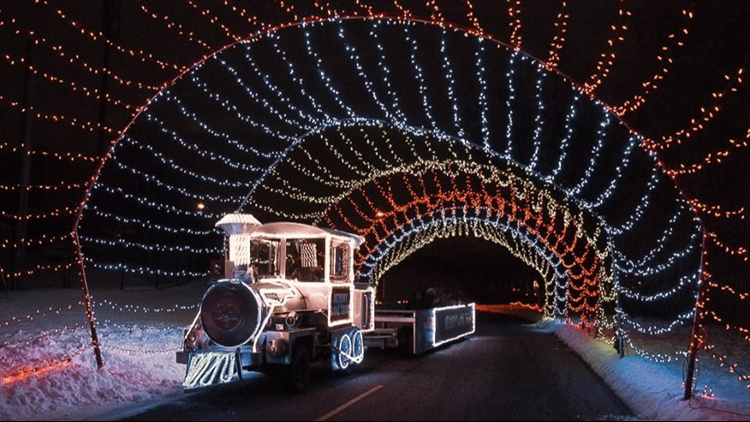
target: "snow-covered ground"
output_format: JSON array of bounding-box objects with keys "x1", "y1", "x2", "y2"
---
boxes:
[
  {"x1": 554, "y1": 324, "x2": 750, "y2": 421},
  {"x1": 0, "y1": 282, "x2": 206, "y2": 421},
  {"x1": 2, "y1": 288, "x2": 749, "y2": 421}
]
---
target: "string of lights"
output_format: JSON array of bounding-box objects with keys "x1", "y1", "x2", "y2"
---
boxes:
[
  {"x1": 8, "y1": 262, "x2": 74, "y2": 279},
  {"x1": 135, "y1": 0, "x2": 214, "y2": 51},
  {"x1": 549, "y1": 94, "x2": 579, "y2": 181},
  {"x1": 94, "y1": 299, "x2": 199, "y2": 314},
  {"x1": 707, "y1": 233, "x2": 749, "y2": 262},
  {"x1": 0, "y1": 206, "x2": 77, "y2": 221},
  {"x1": 664, "y1": 128, "x2": 750, "y2": 177},
  {"x1": 655, "y1": 67, "x2": 746, "y2": 151},
  {"x1": 0, "y1": 53, "x2": 134, "y2": 110},
  {"x1": 583, "y1": 0, "x2": 631, "y2": 95},
  {"x1": 64, "y1": 14, "x2": 720, "y2": 384},
  {"x1": 83, "y1": 206, "x2": 223, "y2": 236},
  {"x1": 80, "y1": 235, "x2": 222, "y2": 255},
  {"x1": 221, "y1": 0, "x2": 268, "y2": 32},
  {"x1": 0, "y1": 12, "x2": 164, "y2": 92},
  {"x1": 185, "y1": 0, "x2": 244, "y2": 43},
  {"x1": 567, "y1": 111, "x2": 612, "y2": 196},
  {"x1": 0, "y1": 92, "x2": 116, "y2": 135},
  {"x1": 19, "y1": 149, "x2": 98, "y2": 163},
  {"x1": 220, "y1": 55, "x2": 319, "y2": 131},
  {"x1": 1, "y1": 302, "x2": 83, "y2": 329},
  {"x1": 613, "y1": 6, "x2": 695, "y2": 116},
  {"x1": 34, "y1": 0, "x2": 185, "y2": 72},
  {"x1": 0, "y1": 233, "x2": 71, "y2": 250},
  {"x1": 0, "y1": 181, "x2": 86, "y2": 192},
  {"x1": 528, "y1": 67, "x2": 547, "y2": 170},
  {"x1": 0, "y1": 322, "x2": 88, "y2": 350},
  {"x1": 545, "y1": 0, "x2": 568, "y2": 69},
  {"x1": 107, "y1": 161, "x2": 245, "y2": 204},
  {"x1": 503, "y1": 51, "x2": 517, "y2": 157},
  {"x1": 301, "y1": 27, "x2": 358, "y2": 120},
  {"x1": 90, "y1": 182, "x2": 227, "y2": 219},
  {"x1": 688, "y1": 200, "x2": 747, "y2": 221},
  {"x1": 507, "y1": 0, "x2": 523, "y2": 50},
  {"x1": 84, "y1": 260, "x2": 209, "y2": 278},
  {"x1": 1, "y1": 346, "x2": 90, "y2": 385},
  {"x1": 119, "y1": 134, "x2": 256, "y2": 188}
]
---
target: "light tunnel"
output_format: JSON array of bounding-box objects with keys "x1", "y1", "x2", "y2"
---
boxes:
[
  {"x1": 248, "y1": 126, "x2": 611, "y2": 327},
  {"x1": 75, "y1": 16, "x2": 703, "y2": 345}
]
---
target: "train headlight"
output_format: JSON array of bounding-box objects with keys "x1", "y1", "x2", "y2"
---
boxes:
[{"x1": 185, "y1": 332, "x2": 197, "y2": 350}]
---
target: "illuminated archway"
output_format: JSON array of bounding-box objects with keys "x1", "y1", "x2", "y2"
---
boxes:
[{"x1": 75, "y1": 16, "x2": 703, "y2": 359}]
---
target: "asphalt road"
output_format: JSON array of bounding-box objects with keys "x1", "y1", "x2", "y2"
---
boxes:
[{"x1": 125, "y1": 313, "x2": 633, "y2": 421}]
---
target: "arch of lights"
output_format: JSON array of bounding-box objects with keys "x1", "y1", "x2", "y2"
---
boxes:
[{"x1": 75, "y1": 16, "x2": 703, "y2": 359}]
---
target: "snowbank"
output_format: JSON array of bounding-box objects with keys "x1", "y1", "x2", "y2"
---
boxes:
[
  {"x1": 1, "y1": 284, "x2": 203, "y2": 421},
  {"x1": 554, "y1": 324, "x2": 750, "y2": 421},
  {"x1": 0, "y1": 324, "x2": 185, "y2": 421}
]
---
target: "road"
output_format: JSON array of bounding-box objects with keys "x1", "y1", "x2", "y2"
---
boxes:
[{"x1": 125, "y1": 313, "x2": 633, "y2": 421}]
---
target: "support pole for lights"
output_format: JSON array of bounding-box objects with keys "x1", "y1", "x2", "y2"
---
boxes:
[
  {"x1": 72, "y1": 230, "x2": 104, "y2": 369},
  {"x1": 683, "y1": 229, "x2": 708, "y2": 400},
  {"x1": 615, "y1": 293, "x2": 625, "y2": 359}
]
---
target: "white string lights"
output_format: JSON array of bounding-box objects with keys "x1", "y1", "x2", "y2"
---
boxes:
[{"x1": 77, "y1": 17, "x2": 703, "y2": 365}]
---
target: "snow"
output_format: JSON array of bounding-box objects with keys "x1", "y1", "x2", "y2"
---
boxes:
[
  {"x1": 0, "y1": 283, "x2": 205, "y2": 421},
  {"x1": 0, "y1": 329, "x2": 184, "y2": 421},
  {"x1": 553, "y1": 324, "x2": 750, "y2": 421}
]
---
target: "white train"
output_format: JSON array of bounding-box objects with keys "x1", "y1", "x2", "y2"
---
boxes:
[{"x1": 177, "y1": 214, "x2": 474, "y2": 393}]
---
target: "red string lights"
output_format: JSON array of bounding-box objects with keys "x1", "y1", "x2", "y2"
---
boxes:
[
  {"x1": 613, "y1": 6, "x2": 695, "y2": 116},
  {"x1": 320, "y1": 166, "x2": 608, "y2": 327}
]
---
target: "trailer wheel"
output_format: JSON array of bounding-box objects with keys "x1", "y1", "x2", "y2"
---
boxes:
[{"x1": 285, "y1": 345, "x2": 311, "y2": 394}]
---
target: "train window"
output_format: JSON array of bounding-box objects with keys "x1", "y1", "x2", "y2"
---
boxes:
[
  {"x1": 250, "y1": 239, "x2": 280, "y2": 279},
  {"x1": 286, "y1": 239, "x2": 326, "y2": 282},
  {"x1": 330, "y1": 241, "x2": 351, "y2": 283}
]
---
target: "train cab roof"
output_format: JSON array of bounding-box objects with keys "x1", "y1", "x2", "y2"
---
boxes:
[
  {"x1": 216, "y1": 214, "x2": 365, "y2": 247},
  {"x1": 250, "y1": 222, "x2": 365, "y2": 247}
]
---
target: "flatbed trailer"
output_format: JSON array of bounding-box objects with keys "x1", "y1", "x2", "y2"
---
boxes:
[{"x1": 364, "y1": 303, "x2": 475, "y2": 355}]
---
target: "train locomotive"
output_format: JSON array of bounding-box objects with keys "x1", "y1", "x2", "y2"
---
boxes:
[
  {"x1": 177, "y1": 214, "x2": 374, "y2": 393},
  {"x1": 177, "y1": 214, "x2": 475, "y2": 393}
]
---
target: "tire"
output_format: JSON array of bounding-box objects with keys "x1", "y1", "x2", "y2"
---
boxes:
[
  {"x1": 285, "y1": 344, "x2": 311, "y2": 394},
  {"x1": 337, "y1": 333, "x2": 353, "y2": 370}
]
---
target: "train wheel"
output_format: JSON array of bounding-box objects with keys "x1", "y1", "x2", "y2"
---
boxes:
[
  {"x1": 285, "y1": 345, "x2": 311, "y2": 394},
  {"x1": 351, "y1": 330, "x2": 364, "y2": 364},
  {"x1": 337, "y1": 333, "x2": 352, "y2": 370}
]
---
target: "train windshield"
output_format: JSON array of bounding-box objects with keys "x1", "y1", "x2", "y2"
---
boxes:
[
  {"x1": 250, "y1": 239, "x2": 281, "y2": 279},
  {"x1": 286, "y1": 238, "x2": 326, "y2": 282}
]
